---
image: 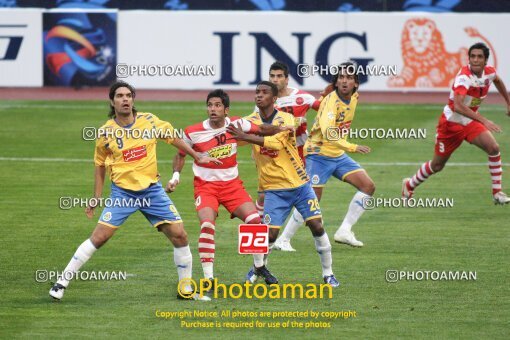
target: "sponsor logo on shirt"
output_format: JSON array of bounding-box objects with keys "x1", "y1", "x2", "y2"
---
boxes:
[{"x1": 122, "y1": 145, "x2": 147, "y2": 162}]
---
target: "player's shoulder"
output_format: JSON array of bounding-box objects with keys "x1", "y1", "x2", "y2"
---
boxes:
[
  {"x1": 136, "y1": 112, "x2": 158, "y2": 120},
  {"x1": 458, "y1": 65, "x2": 472, "y2": 77},
  {"x1": 484, "y1": 65, "x2": 496, "y2": 75},
  {"x1": 351, "y1": 92, "x2": 359, "y2": 101},
  {"x1": 275, "y1": 110, "x2": 294, "y2": 123},
  {"x1": 244, "y1": 111, "x2": 260, "y2": 122},
  {"x1": 184, "y1": 120, "x2": 207, "y2": 134}
]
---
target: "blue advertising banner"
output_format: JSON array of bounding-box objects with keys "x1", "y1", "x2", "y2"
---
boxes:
[{"x1": 43, "y1": 11, "x2": 116, "y2": 86}]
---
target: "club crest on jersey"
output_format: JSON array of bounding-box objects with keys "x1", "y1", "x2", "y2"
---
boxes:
[
  {"x1": 312, "y1": 175, "x2": 320, "y2": 185},
  {"x1": 122, "y1": 145, "x2": 147, "y2": 162},
  {"x1": 208, "y1": 144, "x2": 233, "y2": 159},
  {"x1": 102, "y1": 212, "x2": 112, "y2": 222},
  {"x1": 263, "y1": 214, "x2": 271, "y2": 225},
  {"x1": 295, "y1": 97, "x2": 304, "y2": 105},
  {"x1": 195, "y1": 196, "x2": 201, "y2": 207}
]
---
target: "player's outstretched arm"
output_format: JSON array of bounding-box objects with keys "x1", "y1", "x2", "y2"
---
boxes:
[
  {"x1": 257, "y1": 124, "x2": 295, "y2": 136},
  {"x1": 85, "y1": 165, "x2": 106, "y2": 219},
  {"x1": 227, "y1": 123, "x2": 266, "y2": 147},
  {"x1": 166, "y1": 153, "x2": 185, "y2": 193},
  {"x1": 171, "y1": 138, "x2": 222, "y2": 165},
  {"x1": 493, "y1": 75, "x2": 510, "y2": 116},
  {"x1": 453, "y1": 94, "x2": 502, "y2": 132}
]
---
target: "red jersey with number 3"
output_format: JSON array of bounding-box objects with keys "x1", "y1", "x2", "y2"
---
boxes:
[
  {"x1": 179, "y1": 117, "x2": 258, "y2": 182},
  {"x1": 443, "y1": 65, "x2": 497, "y2": 126}
]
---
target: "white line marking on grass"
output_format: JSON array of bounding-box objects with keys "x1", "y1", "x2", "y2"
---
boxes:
[{"x1": 1, "y1": 157, "x2": 508, "y2": 166}]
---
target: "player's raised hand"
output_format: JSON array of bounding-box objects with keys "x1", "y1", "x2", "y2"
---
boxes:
[
  {"x1": 226, "y1": 123, "x2": 246, "y2": 139},
  {"x1": 197, "y1": 156, "x2": 222, "y2": 165},
  {"x1": 355, "y1": 145, "x2": 371, "y2": 154},
  {"x1": 483, "y1": 119, "x2": 502, "y2": 133}
]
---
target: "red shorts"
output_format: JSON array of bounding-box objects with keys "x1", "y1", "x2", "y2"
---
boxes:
[
  {"x1": 194, "y1": 177, "x2": 253, "y2": 215},
  {"x1": 435, "y1": 114, "x2": 487, "y2": 157}
]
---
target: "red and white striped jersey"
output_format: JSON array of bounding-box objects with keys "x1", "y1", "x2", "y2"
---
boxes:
[
  {"x1": 444, "y1": 65, "x2": 497, "y2": 126},
  {"x1": 179, "y1": 116, "x2": 258, "y2": 182},
  {"x1": 255, "y1": 87, "x2": 320, "y2": 147}
]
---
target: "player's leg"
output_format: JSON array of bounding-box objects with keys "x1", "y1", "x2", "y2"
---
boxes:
[
  {"x1": 194, "y1": 182, "x2": 221, "y2": 281},
  {"x1": 256, "y1": 192, "x2": 265, "y2": 218},
  {"x1": 232, "y1": 201, "x2": 265, "y2": 270},
  {"x1": 49, "y1": 223, "x2": 116, "y2": 300},
  {"x1": 141, "y1": 182, "x2": 209, "y2": 301},
  {"x1": 295, "y1": 183, "x2": 338, "y2": 287},
  {"x1": 245, "y1": 190, "x2": 291, "y2": 285},
  {"x1": 274, "y1": 155, "x2": 332, "y2": 251},
  {"x1": 196, "y1": 207, "x2": 217, "y2": 280},
  {"x1": 403, "y1": 115, "x2": 460, "y2": 197},
  {"x1": 50, "y1": 184, "x2": 134, "y2": 300},
  {"x1": 334, "y1": 166, "x2": 375, "y2": 247},
  {"x1": 470, "y1": 130, "x2": 509, "y2": 204}
]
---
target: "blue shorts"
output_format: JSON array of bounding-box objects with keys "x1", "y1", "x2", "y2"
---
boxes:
[
  {"x1": 98, "y1": 182, "x2": 182, "y2": 228},
  {"x1": 263, "y1": 182, "x2": 322, "y2": 228},
  {"x1": 306, "y1": 154, "x2": 363, "y2": 187}
]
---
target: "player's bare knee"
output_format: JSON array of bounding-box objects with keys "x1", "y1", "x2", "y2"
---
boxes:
[
  {"x1": 170, "y1": 230, "x2": 188, "y2": 247},
  {"x1": 89, "y1": 235, "x2": 108, "y2": 248},
  {"x1": 361, "y1": 181, "x2": 375, "y2": 196},
  {"x1": 307, "y1": 220, "x2": 324, "y2": 237},
  {"x1": 268, "y1": 228, "x2": 279, "y2": 243},
  {"x1": 431, "y1": 162, "x2": 445, "y2": 173},
  {"x1": 486, "y1": 143, "x2": 499, "y2": 156}
]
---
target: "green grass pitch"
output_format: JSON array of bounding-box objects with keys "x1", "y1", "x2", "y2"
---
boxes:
[{"x1": 0, "y1": 100, "x2": 508, "y2": 338}]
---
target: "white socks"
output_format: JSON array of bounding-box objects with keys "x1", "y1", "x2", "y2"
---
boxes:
[
  {"x1": 338, "y1": 191, "x2": 370, "y2": 234},
  {"x1": 314, "y1": 233, "x2": 333, "y2": 277},
  {"x1": 57, "y1": 239, "x2": 97, "y2": 287},
  {"x1": 280, "y1": 208, "x2": 304, "y2": 241},
  {"x1": 174, "y1": 245, "x2": 193, "y2": 285}
]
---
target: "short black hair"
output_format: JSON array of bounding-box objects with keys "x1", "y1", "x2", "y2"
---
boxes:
[
  {"x1": 269, "y1": 61, "x2": 289, "y2": 78},
  {"x1": 108, "y1": 81, "x2": 137, "y2": 118},
  {"x1": 331, "y1": 62, "x2": 359, "y2": 94},
  {"x1": 206, "y1": 89, "x2": 230, "y2": 108},
  {"x1": 257, "y1": 81, "x2": 278, "y2": 96},
  {"x1": 468, "y1": 42, "x2": 490, "y2": 60}
]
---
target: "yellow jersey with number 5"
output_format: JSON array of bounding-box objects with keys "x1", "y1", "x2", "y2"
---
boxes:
[{"x1": 305, "y1": 91, "x2": 359, "y2": 158}]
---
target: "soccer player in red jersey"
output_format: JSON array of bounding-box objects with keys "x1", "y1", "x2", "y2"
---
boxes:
[
  {"x1": 403, "y1": 43, "x2": 510, "y2": 204},
  {"x1": 169, "y1": 89, "x2": 286, "y2": 284}
]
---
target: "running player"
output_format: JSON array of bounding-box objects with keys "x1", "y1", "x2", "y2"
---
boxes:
[
  {"x1": 402, "y1": 43, "x2": 510, "y2": 204},
  {"x1": 49, "y1": 81, "x2": 218, "y2": 301},
  {"x1": 228, "y1": 81, "x2": 340, "y2": 287},
  {"x1": 168, "y1": 89, "x2": 288, "y2": 285}
]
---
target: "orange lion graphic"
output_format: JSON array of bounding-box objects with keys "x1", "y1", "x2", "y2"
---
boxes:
[{"x1": 388, "y1": 18, "x2": 497, "y2": 88}]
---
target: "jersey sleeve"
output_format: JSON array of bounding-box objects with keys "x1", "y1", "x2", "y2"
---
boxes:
[
  {"x1": 178, "y1": 130, "x2": 192, "y2": 157},
  {"x1": 234, "y1": 117, "x2": 260, "y2": 134},
  {"x1": 94, "y1": 135, "x2": 108, "y2": 166},
  {"x1": 453, "y1": 74, "x2": 470, "y2": 96},
  {"x1": 152, "y1": 114, "x2": 176, "y2": 144}
]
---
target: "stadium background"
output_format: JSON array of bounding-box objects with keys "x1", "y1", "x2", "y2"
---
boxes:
[{"x1": 0, "y1": 0, "x2": 508, "y2": 338}]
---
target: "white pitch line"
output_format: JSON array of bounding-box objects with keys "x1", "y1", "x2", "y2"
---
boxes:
[{"x1": 0, "y1": 157, "x2": 508, "y2": 166}]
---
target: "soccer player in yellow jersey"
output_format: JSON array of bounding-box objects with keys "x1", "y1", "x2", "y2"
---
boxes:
[
  {"x1": 273, "y1": 62, "x2": 376, "y2": 248},
  {"x1": 228, "y1": 81, "x2": 339, "y2": 287},
  {"x1": 304, "y1": 62, "x2": 375, "y2": 247},
  {"x1": 49, "y1": 81, "x2": 219, "y2": 301}
]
